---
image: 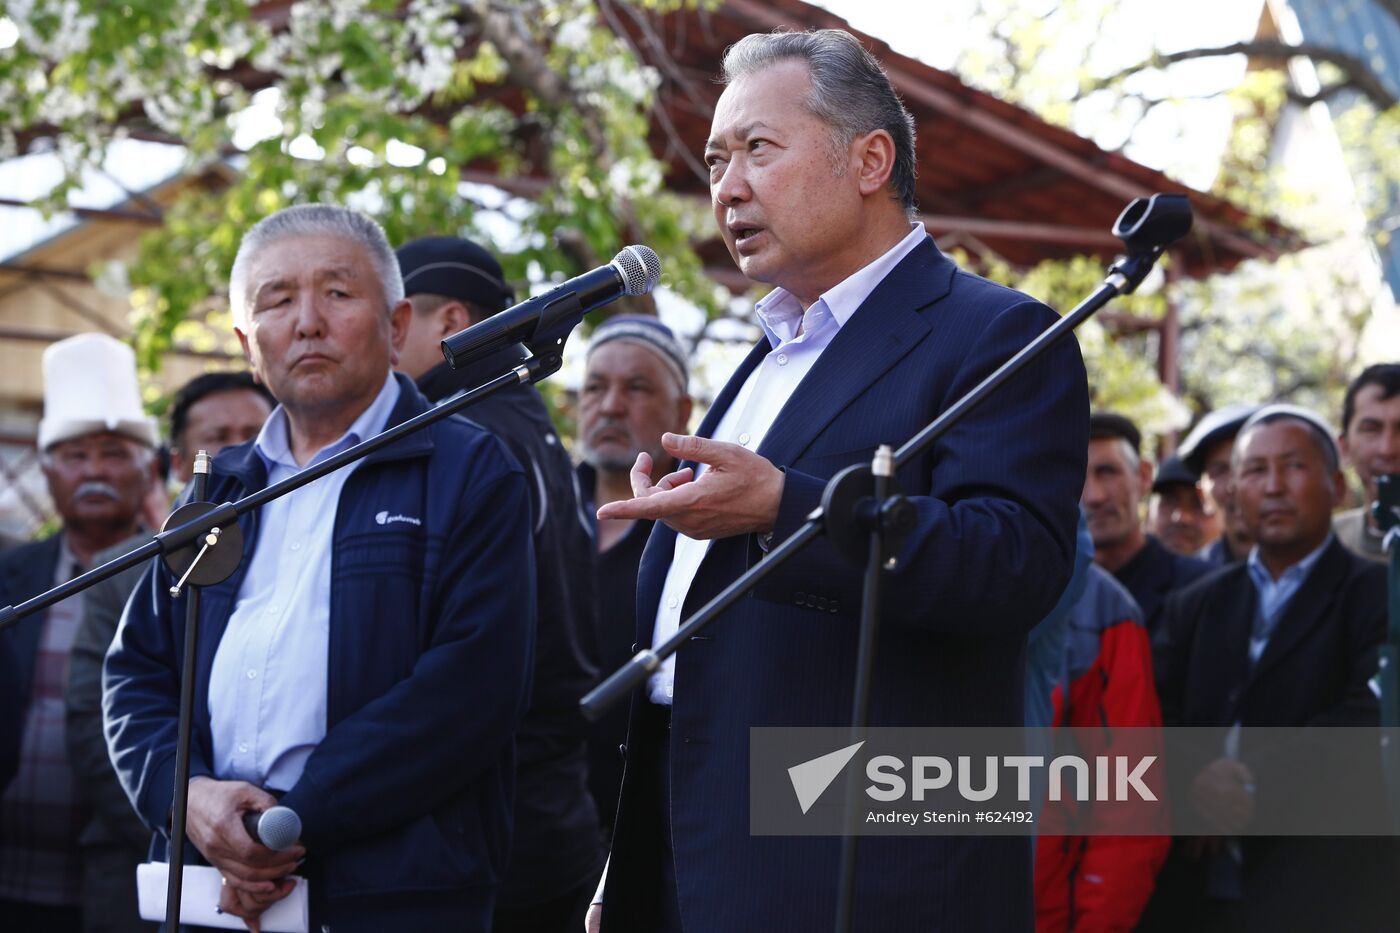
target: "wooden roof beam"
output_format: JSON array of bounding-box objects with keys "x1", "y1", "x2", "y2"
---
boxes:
[
  {"x1": 917, "y1": 214, "x2": 1121, "y2": 247},
  {"x1": 0, "y1": 325, "x2": 239, "y2": 360},
  {"x1": 0, "y1": 198, "x2": 164, "y2": 226}
]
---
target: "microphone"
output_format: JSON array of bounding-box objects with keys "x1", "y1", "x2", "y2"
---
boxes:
[
  {"x1": 241, "y1": 806, "x2": 302, "y2": 851},
  {"x1": 441, "y1": 245, "x2": 662, "y2": 369}
]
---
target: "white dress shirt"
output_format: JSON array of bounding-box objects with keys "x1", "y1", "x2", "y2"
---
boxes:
[
  {"x1": 647, "y1": 224, "x2": 927, "y2": 705},
  {"x1": 208, "y1": 372, "x2": 400, "y2": 789}
]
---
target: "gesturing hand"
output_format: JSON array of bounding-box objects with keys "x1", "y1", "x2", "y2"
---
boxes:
[{"x1": 594, "y1": 433, "x2": 785, "y2": 540}]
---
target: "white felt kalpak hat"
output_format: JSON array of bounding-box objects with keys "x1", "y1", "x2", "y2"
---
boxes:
[{"x1": 37, "y1": 333, "x2": 159, "y2": 451}]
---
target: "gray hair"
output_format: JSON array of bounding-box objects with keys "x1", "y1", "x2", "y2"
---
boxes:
[
  {"x1": 720, "y1": 29, "x2": 918, "y2": 212},
  {"x1": 228, "y1": 204, "x2": 404, "y2": 326},
  {"x1": 1115, "y1": 437, "x2": 1141, "y2": 473}
]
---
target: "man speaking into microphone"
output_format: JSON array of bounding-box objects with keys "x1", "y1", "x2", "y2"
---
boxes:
[
  {"x1": 103, "y1": 204, "x2": 536, "y2": 931},
  {"x1": 589, "y1": 29, "x2": 1087, "y2": 933}
]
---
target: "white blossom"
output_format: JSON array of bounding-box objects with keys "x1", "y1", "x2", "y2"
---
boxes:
[{"x1": 554, "y1": 14, "x2": 592, "y2": 53}]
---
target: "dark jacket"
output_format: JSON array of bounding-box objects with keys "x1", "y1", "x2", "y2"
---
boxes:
[
  {"x1": 0, "y1": 535, "x2": 66, "y2": 792},
  {"x1": 1112, "y1": 534, "x2": 1212, "y2": 639},
  {"x1": 67, "y1": 533, "x2": 155, "y2": 933},
  {"x1": 1198, "y1": 536, "x2": 1244, "y2": 567},
  {"x1": 1144, "y1": 537, "x2": 1396, "y2": 932},
  {"x1": 103, "y1": 375, "x2": 536, "y2": 931},
  {"x1": 576, "y1": 460, "x2": 654, "y2": 839},
  {"x1": 417, "y1": 349, "x2": 603, "y2": 906},
  {"x1": 604, "y1": 238, "x2": 1089, "y2": 933}
]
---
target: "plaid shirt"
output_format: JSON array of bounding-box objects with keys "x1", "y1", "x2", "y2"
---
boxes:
[{"x1": 0, "y1": 544, "x2": 87, "y2": 907}]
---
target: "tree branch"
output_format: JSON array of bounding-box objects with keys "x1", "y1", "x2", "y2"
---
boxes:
[
  {"x1": 1080, "y1": 40, "x2": 1397, "y2": 111},
  {"x1": 596, "y1": 0, "x2": 710, "y2": 185}
]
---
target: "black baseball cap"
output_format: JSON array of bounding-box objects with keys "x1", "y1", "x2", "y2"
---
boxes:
[
  {"x1": 1151, "y1": 454, "x2": 1197, "y2": 494},
  {"x1": 396, "y1": 236, "x2": 514, "y2": 315}
]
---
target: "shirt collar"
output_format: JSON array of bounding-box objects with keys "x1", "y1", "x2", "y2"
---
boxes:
[
  {"x1": 1247, "y1": 532, "x2": 1334, "y2": 589},
  {"x1": 254, "y1": 371, "x2": 401, "y2": 472},
  {"x1": 55, "y1": 535, "x2": 81, "y2": 582},
  {"x1": 753, "y1": 223, "x2": 927, "y2": 348}
]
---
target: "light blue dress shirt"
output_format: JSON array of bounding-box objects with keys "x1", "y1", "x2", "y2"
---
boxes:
[
  {"x1": 647, "y1": 223, "x2": 928, "y2": 705},
  {"x1": 1244, "y1": 533, "x2": 1334, "y2": 664},
  {"x1": 208, "y1": 372, "x2": 400, "y2": 790}
]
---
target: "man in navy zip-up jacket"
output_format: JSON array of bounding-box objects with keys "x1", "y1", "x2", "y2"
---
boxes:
[{"x1": 103, "y1": 205, "x2": 536, "y2": 932}]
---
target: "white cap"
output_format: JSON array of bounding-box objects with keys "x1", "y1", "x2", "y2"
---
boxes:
[
  {"x1": 1239, "y1": 403, "x2": 1341, "y2": 466},
  {"x1": 37, "y1": 333, "x2": 159, "y2": 451}
]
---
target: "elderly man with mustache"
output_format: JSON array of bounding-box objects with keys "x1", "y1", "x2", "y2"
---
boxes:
[
  {"x1": 0, "y1": 334, "x2": 161, "y2": 932},
  {"x1": 575, "y1": 315, "x2": 693, "y2": 843}
]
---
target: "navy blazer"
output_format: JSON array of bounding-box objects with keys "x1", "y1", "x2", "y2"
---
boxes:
[
  {"x1": 604, "y1": 238, "x2": 1089, "y2": 932},
  {"x1": 103, "y1": 375, "x2": 537, "y2": 931}
]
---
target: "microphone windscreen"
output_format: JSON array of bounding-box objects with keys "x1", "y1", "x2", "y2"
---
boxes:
[
  {"x1": 613, "y1": 245, "x2": 662, "y2": 295},
  {"x1": 255, "y1": 805, "x2": 303, "y2": 851}
]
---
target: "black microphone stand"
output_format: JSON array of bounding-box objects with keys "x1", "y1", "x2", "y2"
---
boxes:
[
  {"x1": 0, "y1": 330, "x2": 579, "y2": 930},
  {"x1": 1374, "y1": 474, "x2": 1400, "y2": 832},
  {"x1": 160, "y1": 450, "x2": 241, "y2": 927},
  {"x1": 579, "y1": 193, "x2": 1195, "y2": 933}
]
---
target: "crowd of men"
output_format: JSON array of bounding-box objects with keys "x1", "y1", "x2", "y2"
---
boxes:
[
  {"x1": 0, "y1": 24, "x2": 1396, "y2": 933},
  {"x1": 1028, "y1": 372, "x2": 1400, "y2": 931}
]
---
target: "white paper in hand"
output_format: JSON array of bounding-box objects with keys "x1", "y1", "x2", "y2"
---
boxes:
[{"x1": 136, "y1": 862, "x2": 309, "y2": 932}]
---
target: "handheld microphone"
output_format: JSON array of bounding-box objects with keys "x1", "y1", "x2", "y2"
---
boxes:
[
  {"x1": 241, "y1": 806, "x2": 302, "y2": 851},
  {"x1": 441, "y1": 245, "x2": 662, "y2": 369}
]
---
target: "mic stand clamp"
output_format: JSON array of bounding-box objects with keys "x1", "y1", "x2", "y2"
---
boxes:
[{"x1": 820, "y1": 448, "x2": 916, "y2": 570}]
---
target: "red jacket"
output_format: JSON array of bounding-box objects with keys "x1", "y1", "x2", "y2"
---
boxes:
[{"x1": 1035, "y1": 565, "x2": 1170, "y2": 933}]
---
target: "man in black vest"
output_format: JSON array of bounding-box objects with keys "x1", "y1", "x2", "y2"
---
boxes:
[{"x1": 396, "y1": 236, "x2": 603, "y2": 933}]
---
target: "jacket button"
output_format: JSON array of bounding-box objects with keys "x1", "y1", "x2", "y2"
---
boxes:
[
  {"x1": 829, "y1": 601, "x2": 840, "y2": 614},
  {"x1": 630, "y1": 643, "x2": 639, "y2": 654},
  {"x1": 816, "y1": 596, "x2": 829, "y2": 611},
  {"x1": 794, "y1": 591, "x2": 806, "y2": 606},
  {"x1": 618, "y1": 743, "x2": 627, "y2": 761}
]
